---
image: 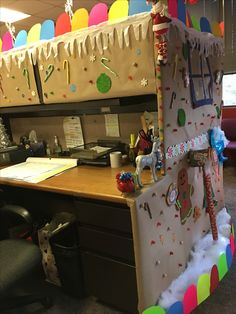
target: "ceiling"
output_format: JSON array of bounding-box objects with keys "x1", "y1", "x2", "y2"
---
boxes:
[{"x1": 0, "y1": 0, "x2": 114, "y2": 37}]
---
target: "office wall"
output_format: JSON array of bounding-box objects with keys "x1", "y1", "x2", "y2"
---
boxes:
[{"x1": 10, "y1": 112, "x2": 147, "y2": 150}]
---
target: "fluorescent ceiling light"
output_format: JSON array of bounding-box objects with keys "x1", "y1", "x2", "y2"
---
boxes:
[{"x1": 0, "y1": 8, "x2": 31, "y2": 23}]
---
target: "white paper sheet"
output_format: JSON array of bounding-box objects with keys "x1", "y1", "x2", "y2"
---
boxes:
[
  {"x1": 105, "y1": 114, "x2": 120, "y2": 137},
  {"x1": 0, "y1": 157, "x2": 78, "y2": 183},
  {"x1": 63, "y1": 116, "x2": 84, "y2": 148}
]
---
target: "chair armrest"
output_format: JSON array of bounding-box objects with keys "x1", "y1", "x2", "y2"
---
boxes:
[{"x1": 0, "y1": 204, "x2": 33, "y2": 226}]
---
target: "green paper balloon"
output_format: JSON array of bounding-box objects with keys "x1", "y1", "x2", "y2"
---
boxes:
[
  {"x1": 182, "y1": 43, "x2": 189, "y2": 61},
  {"x1": 191, "y1": 15, "x2": 201, "y2": 32},
  {"x1": 96, "y1": 73, "x2": 112, "y2": 93},
  {"x1": 218, "y1": 253, "x2": 228, "y2": 280},
  {"x1": 178, "y1": 109, "x2": 186, "y2": 126},
  {"x1": 142, "y1": 305, "x2": 166, "y2": 314},
  {"x1": 197, "y1": 273, "x2": 210, "y2": 304}
]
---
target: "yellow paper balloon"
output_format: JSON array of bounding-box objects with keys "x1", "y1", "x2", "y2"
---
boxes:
[
  {"x1": 212, "y1": 21, "x2": 222, "y2": 37},
  {"x1": 197, "y1": 273, "x2": 210, "y2": 304},
  {"x1": 0, "y1": 38, "x2": 2, "y2": 52},
  {"x1": 109, "y1": 0, "x2": 129, "y2": 21},
  {"x1": 72, "y1": 8, "x2": 89, "y2": 31},
  {"x1": 27, "y1": 23, "x2": 41, "y2": 44}
]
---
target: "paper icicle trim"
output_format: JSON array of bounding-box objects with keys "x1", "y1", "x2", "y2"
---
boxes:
[
  {"x1": 165, "y1": 133, "x2": 208, "y2": 159},
  {"x1": 0, "y1": 13, "x2": 151, "y2": 70}
]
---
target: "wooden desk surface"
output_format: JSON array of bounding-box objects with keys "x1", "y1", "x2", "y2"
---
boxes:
[{"x1": 0, "y1": 164, "x2": 154, "y2": 204}]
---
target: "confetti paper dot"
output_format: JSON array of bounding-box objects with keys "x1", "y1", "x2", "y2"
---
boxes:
[
  {"x1": 70, "y1": 84, "x2": 77, "y2": 92},
  {"x1": 178, "y1": 109, "x2": 186, "y2": 126},
  {"x1": 96, "y1": 73, "x2": 112, "y2": 94},
  {"x1": 136, "y1": 48, "x2": 141, "y2": 56}
]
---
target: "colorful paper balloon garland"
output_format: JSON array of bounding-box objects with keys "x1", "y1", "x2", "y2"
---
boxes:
[{"x1": 141, "y1": 225, "x2": 235, "y2": 314}]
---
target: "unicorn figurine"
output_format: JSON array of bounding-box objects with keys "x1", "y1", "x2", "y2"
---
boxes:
[{"x1": 135, "y1": 137, "x2": 161, "y2": 187}]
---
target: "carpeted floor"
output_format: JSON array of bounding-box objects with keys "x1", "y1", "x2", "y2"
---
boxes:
[{"x1": 3, "y1": 166, "x2": 236, "y2": 314}]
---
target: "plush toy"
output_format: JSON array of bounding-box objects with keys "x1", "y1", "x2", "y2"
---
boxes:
[{"x1": 146, "y1": 0, "x2": 171, "y2": 64}]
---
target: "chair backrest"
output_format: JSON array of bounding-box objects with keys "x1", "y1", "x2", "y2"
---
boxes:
[
  {"x1": 0, "y1": 204, "x2": 33, "y2": 240},
  {"x1": 221, "y1": 119, "x2": 236, "y2": 141}
]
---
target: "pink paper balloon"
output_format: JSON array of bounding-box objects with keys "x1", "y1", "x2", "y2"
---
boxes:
[
  {"x1": 2, "y1": 31, "x2": 13, "y2": 52},
  {"x1": 183, "y1": 284, "x2": 197, "y2": 314},
  {"x1": 230, "y1": 234, "x2": 235, "y2": 256},
  {"x1": 88, "y1": 3, "x2": 108, "y2": 27},
  {"x1": 168, "y1": 0, "x2": 178, "y2": 18}
]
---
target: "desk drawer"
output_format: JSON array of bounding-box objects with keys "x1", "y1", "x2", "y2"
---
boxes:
[
  {"x1": 78, "y1": 226, "x2": 135, "y2": 264},
  {"x1": 81, "y1": 251, "x2": 138, "y2": 314},
  {"x1": 74, "y1": 199, "x2": 132, "y2": 234}
]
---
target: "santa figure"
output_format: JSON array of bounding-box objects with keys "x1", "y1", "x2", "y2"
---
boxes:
[{"x1": 146, "y1": 0, "x2": 171, "y2": 64}]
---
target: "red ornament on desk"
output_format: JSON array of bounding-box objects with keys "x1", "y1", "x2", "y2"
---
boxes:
[{"x1": 116, "y1": 172, "x2": 135, "y2": 193}]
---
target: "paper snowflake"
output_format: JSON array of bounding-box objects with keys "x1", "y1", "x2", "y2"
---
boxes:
[
  {"x1": 141, "y1": 78, "x2": 148, "y2": 87},
  {"x1": 89, "y1": 54, "x2": 96, "y2": 63}
]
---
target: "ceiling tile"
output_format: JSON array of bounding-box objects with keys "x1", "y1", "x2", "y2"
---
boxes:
[
  {"x1": 34, "y1": 6, "x2": 64, "y2": 20},
  {"x1": 0, "y1": 0, "x2": 17, "y2": 6},
  {"x1": 5, "y1": 0, "x2": 54, "y2": 15}
]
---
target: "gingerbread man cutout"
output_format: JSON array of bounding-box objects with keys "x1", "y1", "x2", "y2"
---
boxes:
[{"x1": 176, "y1": 168, "x2": 194, "y2": 224}]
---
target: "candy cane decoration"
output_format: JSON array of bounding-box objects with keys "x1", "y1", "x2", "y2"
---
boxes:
[
  {"x1": 23, "y1": 68, "x2": 30, "y2": 89},
  {"x1": 0, "y1": 74, "x2": 4, "y2": 94},
  {"x1": 44, "y1": 64, "x2": 54, "y2": 82},
  {"x1": 100, "y1": 57, "x2": 118, "y2": 77},
  {"x1": 203, "y1": 167, "x2": 218, "y2": 241},
  {"x1": 63, "y1": 60, "x2": 70, "y2": 84}
]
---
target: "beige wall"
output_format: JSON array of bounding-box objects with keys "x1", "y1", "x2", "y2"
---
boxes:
[{"x1": 10, "y1": 112, "x2": 147, "y2": 150}]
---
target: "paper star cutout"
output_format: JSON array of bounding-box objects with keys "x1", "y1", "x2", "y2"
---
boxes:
[
  {"x1": 141, "y1": 78, "x2": 148, "y2": 87},
  {"x1": 90, "y1": 54, "x2": 96, "y2": 62}
]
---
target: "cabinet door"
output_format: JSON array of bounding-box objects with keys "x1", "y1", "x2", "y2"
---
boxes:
[
  {"x1": 74, "y1": 199, "x2": 133, "y2": 234},
  {"x1": 81, "y1": 251, "x2": 138, "y2": 314},
  {"x1": 78, "y1": 226, "x2": 135, "y2": 264}
]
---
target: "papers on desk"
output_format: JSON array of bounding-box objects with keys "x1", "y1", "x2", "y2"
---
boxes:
[{"x1": 0, "y1": 157, "x2": 78, "y2": 183}]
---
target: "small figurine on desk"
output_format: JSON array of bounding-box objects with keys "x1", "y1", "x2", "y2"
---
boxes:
[
  {"x1": 53, "y1": 135, "x2": 62, "y2": 156},
  {"x1": 135, "y1": 137, "x2": 161, "y2": 188}
]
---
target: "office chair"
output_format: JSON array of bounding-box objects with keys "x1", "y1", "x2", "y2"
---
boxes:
[{"x1": 0, "y1": 204, "x2": 52, "y2": 311}]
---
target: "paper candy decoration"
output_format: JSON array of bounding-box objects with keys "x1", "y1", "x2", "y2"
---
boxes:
[
  {"x1": 109, "y1": 0, "x2": 129, "y2": 21},
  {"x1": 168, "y1": 0, "x2": 178, "y2": 18},
  {"x1": 89, "y1": 3, "x2": 108, "y2": 27},
  {"x1": 200, "y1": 17, "x2": 212, "y2": 33},
  {"x1": 27, "y1": 24, "x2": 41, "y2": 44},
  {"x1": 212, "y1": 21, "x2": 222, "y2": 38},
  {"x1": 2, "y1": 32, "x2": 14, "y2": 52},
  {"x1": 40, "y1": 20, "x2": 55, "y2": 40},
  {"x1": 210, "y1": 265, "x2": 219, "y2": 293},
  {"x1": 218, "y1": 253, "x2": 228, "y2": 280},
  {"x1": 143, "y1": 305, "x2": 166, "y2": 314},
  {"x1": 191, "y1": 15, "x2": 201, "y2": 31},
  {"x1": 167, "y1": 301, "x2": 183, "y2": 314},
  {"x1": 72, "y1": 8, "x2": 89, "y2": 30},
  {"x1": 14, "y1": 30, "x2": 27, "y2": 48},
  {"x1": 197, "y1": 274, "x2": 210, "y2": 304},
  {"x1": 183, "y1": 285, "x2": 198, "y2": 313},
  {"x1": 178, "y1": 0, "x2": 186, "y2": 25},
  {"x1": 55, "y1": 13, "x2": 71, "y2": 36}
]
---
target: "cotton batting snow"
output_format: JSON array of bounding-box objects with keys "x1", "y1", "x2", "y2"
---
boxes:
[{"x1": 158, "y1": 208, "x2": 232, "y2": 309}]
